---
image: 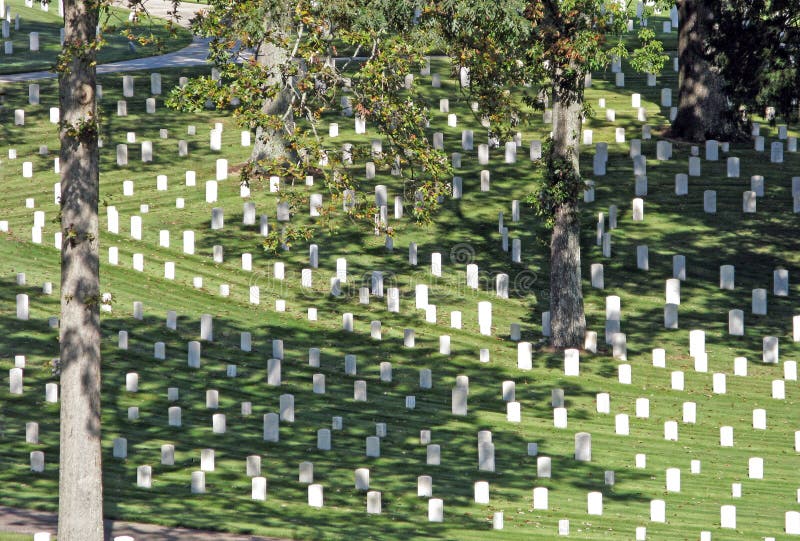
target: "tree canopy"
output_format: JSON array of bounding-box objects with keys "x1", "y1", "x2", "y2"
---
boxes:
[
  {"x1": 710, "y1": 0, "x2": 800, "y2": 123},
  {"x1": 167, "y1": 0, "x2": 452, "y2": 250}
]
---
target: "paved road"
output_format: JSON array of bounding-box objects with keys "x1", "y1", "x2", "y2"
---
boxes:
[{"x1": 0, "y1": 37, "x2": 212, "y2": 83}]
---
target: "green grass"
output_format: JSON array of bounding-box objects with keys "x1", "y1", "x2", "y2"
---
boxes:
[
  {"x1": 0, "y1": 14, "x2": 799, "y2": 541},
  {"x1": 0, "y1": 0, "x2": 193, "y2": 75}
]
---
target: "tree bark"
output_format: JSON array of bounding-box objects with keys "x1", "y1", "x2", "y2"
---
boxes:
[
  {"x1": 250, "y1": 40, "x2": 294, "y2": 164},
  {"x1": 250, "y1": 0, "x2": 296, "y2": 166},
  {"x1": 549, "y1": 94, "x2": 586, "y2": 349},
  {"x1": 670, "y1": 0, "x2": 740, "y2": 141},
  {"x1": 58, "y1": 0, "x2": 104, "y2": 539}
]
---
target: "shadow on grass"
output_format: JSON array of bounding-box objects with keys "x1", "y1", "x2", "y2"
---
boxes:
[{"x1": 0, "y1": 270, "x2": 652, "y2": 540}]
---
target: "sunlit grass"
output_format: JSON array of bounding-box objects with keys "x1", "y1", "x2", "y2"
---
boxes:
[
  {"x1": 0, "y1": 14, "x2": 799, "y2": 541},
  {"x1": 0, "y1": 0, "x2": 193, "y2": 75}
]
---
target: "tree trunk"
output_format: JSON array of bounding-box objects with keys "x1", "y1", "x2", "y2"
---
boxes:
[
  {"x1": 549, "y1": 94, "x2": 586, "y2": 349},
  {"x1": 58, "y1": 1, "x2": 104, "y2": 539},
  {"x1": 250, "y1": 40, "x2": 295, "y2": 164},
  {"x1": 670, "y1": 0, "x2": 740, "y2": 141}
]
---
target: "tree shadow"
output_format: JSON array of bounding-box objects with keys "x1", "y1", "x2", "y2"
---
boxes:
[{"x1": 0, "y1": 265, "x2": 654, "y2": 540}]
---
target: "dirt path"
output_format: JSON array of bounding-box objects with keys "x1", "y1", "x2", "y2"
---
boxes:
[{"x1": 0, "y1": 505, "x2": 289, "y2": 540}]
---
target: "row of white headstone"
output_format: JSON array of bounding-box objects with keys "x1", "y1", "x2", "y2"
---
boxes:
[{"x1": 7, "y1": 40, "x2": 800, "y2": 532}]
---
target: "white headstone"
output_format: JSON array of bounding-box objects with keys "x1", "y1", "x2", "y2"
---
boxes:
[{"x1": 721, "y1": 505, "x2": 736, "y2": 529}]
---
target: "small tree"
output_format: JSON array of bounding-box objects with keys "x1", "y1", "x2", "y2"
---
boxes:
[{"x1": 429, "y1": 0, "x2": 666, "y2": 348}]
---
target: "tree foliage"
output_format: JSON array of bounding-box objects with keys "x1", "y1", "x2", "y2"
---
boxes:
[
  {"x1": 710, "y1": 0, "x2": 800, "y2": 123},
  {"x1": 166, "y1": 0, "x2": 452, "y2": 250},
  {"x1": 526, "y1": 139, "x2": 583, "y2": 229},
  {"x1": 425, "y1": 0, "x2": 669, "y2": 227}
]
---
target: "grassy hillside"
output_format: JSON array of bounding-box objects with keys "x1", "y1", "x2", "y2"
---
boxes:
[{"x1": 0, "y1": 15, "x2": 799, "y2": 540}]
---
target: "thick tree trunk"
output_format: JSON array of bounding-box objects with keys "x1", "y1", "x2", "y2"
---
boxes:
[
  {"x1": 549, "y1": 94, "x2": 586, "y2": 349},
  {"x1": 671, "y1": 0, "x2": 740, "y2": 141},
  {"x1": 58, "y1": 1, "x2": 104, "y2": 539},
  {"x1": 251, "y1": 40, "x2": 294, "y2": 164}
]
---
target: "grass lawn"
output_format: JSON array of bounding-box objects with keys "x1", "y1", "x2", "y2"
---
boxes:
[
  {"x1": 0, "y1": 14, "x2": 799, "y2": 541},
  {"x1": 0, "y1": 0, "x2": 193, "y2": 75}
]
